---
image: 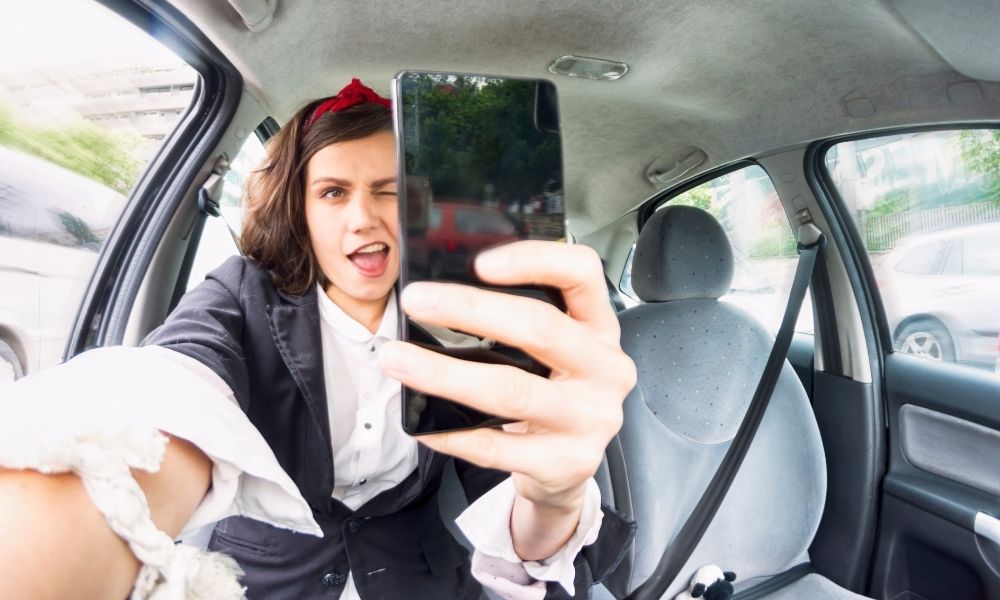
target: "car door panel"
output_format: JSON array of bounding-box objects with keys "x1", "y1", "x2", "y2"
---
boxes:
[
  {"x1": 808, "y1": 372, "x2": 884, "y2": 593},
  {"x1": 871, "y1": 352, "x2": 1000, "y2": 600}
]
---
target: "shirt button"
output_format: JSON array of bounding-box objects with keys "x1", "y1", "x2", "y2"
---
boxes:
[
  {"x1": 369, "y1": 344, "x2": 376, "y2": 353},
  {"x1": 359, "y1": 478, "x2": 368, "y2": 485},
  {"x1": 364, "y1": 422, "x2": 372, "y2": 430},
  {"x1": 346, "y1": 517, "x2": 363, "y2": 533}
]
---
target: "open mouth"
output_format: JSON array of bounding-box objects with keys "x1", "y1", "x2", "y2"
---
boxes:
[{"x1": 348, "y1": 242, "x2": 390, "y2": 277}]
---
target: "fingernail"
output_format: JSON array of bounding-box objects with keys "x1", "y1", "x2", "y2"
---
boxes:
[
  {"x1": 475, "y1": 247, "x2": 508, "y2": 274},
  {"x1": 378, "y1": 342, "x2": 411, "y2": 376},
  {"x1": 401, "y1": 283, "x2": 436, "y2": 312}
]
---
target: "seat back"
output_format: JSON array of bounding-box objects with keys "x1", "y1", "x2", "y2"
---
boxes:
[{"x1": 609, "y1": 206, "x2": 826, "y2": 598}]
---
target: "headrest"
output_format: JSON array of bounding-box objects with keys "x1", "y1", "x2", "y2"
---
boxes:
[{"x1": 631, "y1": 205, "x2": 734, "y2": 302}]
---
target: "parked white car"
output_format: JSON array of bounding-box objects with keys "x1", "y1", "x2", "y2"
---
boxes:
[
  {"x1": 0, "y1": 145, "x2": 125, "y2": 381},
  {"x1": 877, "y1": 222, "x2": 1000, "y2": 369}
]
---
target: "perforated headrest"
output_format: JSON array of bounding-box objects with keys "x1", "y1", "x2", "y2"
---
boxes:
[{"x1": 631, "y1": 205, "x2": 734, "y2": 302}]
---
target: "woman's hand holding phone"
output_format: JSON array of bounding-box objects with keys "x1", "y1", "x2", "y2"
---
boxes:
[{"x1": 378, "y1": 240, "x2": 637, "y2": 557}]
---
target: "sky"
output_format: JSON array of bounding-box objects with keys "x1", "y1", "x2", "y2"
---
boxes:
[{"x1": 0, "y1": 0, "x2": 182, "y2": 75}]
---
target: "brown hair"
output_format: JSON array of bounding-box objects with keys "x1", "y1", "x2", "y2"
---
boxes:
[{"x1": 240, "y1": 100, "x2": 393, "y2": 296}]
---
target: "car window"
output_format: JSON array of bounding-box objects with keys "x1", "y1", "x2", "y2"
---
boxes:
[
  {"x1": 825, "y1": 130, "x2": 1000, "y2": 373},
  {"x1": 428, "y1": 206, "x2": 442, "y2": 229},
  {"x1": 454, "y1": 207, "x2": 515, "y2": 235},
  {"x1": 0, "y1": 0, "x2": 197, "y2": 383},
  {"x1": 620, "y1": 164, "x2": 813, "y2": 334},
  {"x1": 895, "y1": 240, "x2": 949, "y2": 275},
  {"x1": 185, "y1": 130, "x2": 267, "y2": 292},
  {"x1": 481, "y1": 211, "x2": 516, "y2": 235},
  {"x1": 962, "y1": 233, "x2": 1000, "y2": 277}
]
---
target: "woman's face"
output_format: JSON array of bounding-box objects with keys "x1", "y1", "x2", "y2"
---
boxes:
[{"x1": 304, "y1": 129, "x2": 399, "y2": 309}]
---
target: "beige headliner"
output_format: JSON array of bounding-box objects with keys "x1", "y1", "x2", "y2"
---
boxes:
[{"x1": 170, "y1": 0, "x2": 1000, "y2": 236}]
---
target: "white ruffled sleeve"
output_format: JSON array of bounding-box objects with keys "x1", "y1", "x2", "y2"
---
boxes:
[
  {"x1": 456, "y1": 477, "x2": 604, "y2": 599},
  {"x1": 1, "y1": 345, "x2": 320, "y2": 537},
  {"x1": 0, "y1": 345, "x2": 320, "y2": 599}
]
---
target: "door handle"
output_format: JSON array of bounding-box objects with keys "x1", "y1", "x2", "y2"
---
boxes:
[{"x1": 975, "y1": 512, "x2": 1000, "y2": 546}]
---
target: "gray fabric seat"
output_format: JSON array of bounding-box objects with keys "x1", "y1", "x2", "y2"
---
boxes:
[{"x1": 604, "y1": 206, "x2": 867, "y2": 599}]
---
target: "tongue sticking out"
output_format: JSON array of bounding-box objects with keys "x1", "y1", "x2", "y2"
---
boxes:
[{"x1": 349, "y1": 247, "x2": 389, "y2": 276}]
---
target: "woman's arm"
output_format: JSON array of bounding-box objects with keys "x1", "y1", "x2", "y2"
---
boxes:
[
  {"x1": 0, "y1": 435, "x2": 211, "y2": 600},
  {"x1": 510, "y1": 486, "x2": 588, "y2": 561},
  {"x1": 380, "y1": 241, "x2": 635, "y2": 573}
]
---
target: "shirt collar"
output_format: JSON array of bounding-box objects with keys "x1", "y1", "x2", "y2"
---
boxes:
[{"x1": 316, "y1": 285, "x2": 398, "y2": 343}]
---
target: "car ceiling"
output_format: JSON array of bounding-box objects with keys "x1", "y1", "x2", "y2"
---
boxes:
[{"x1": 167, "y1": 0, "x2": 1000, "y2": 237}]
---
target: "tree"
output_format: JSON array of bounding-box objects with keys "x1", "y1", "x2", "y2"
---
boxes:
[
  {"x1": 959, "y1": 129, "x2": 1000, "y2": 207},
  {"x1": 672, "y1": 185, "x2": 719, "y2": 218},
  {"x1": 55, "y1": 209, "x2": 100, "y2": 248},
  {"x1": 0, "y1": 104, "x2": 141, "y2": 195},
  {"x1": 401, "y1": 75, "x2": 560, "y2": 204}
]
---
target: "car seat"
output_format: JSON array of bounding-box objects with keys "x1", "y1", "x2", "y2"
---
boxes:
[{"x1": 602, "y1": 205, "x2": 868, "y2": 599}]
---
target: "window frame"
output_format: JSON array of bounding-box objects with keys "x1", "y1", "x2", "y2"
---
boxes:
[
  {"x1": 809, "y1": 123, "x2": 1000, "y2": 366},
  {"x1": 65, "y1": 0, "x2": 244, "y2": 359},
  {"x1": 171, "y1": 118, "x2": 273, "y2": 307},
  {"x1": 636, "y1": 156, "x2": 850, "y2": 374},
  {"x1": 636, "y1": 159, "x2": 757, "y2": 231}
]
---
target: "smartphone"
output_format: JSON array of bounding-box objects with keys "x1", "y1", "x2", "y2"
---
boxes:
[{"x1": 392, "y1": 70, "x2": 566, "y2": 436}]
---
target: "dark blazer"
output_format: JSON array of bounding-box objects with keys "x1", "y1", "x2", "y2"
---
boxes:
[{"x1": 143, "y1": 256, "x2": 634, "y2": 599}]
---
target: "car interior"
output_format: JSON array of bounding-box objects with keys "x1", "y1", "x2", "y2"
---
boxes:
[{"x1": 3, "y1": 0, "x2": 1000, "y2": 598}]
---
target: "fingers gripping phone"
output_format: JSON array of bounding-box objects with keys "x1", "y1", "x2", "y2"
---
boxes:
[{"x1": 391, "y1": 71, "x2": 566, "y2": 436}]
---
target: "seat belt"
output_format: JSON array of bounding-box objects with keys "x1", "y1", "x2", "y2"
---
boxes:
[
  {"x1": 168, "y1": 154, "x2": 238, "y2": 312},
  {"x1": 625, "y1": 223, "x2": 826, "y2": 600}
]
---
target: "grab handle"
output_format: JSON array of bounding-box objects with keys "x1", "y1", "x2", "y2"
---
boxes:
[{"x1": 975, "y1": 512, "x2": 1000, "y2": 546}]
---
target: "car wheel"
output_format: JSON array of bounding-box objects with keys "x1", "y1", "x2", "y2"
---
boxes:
[
  {"x1": 895, "y1": 320, "x2": 956, "y2": 362},
  {"x1": 0, "y1": 339, "x2": 24, "y2": 383}
]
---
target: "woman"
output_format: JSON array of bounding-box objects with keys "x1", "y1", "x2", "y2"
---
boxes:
[{"x1": 0, "y1": 80, "x2": 636, "y2": 599}]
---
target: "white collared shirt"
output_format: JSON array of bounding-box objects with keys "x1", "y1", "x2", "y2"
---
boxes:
[
  {"x1": 312, "y1": 286, "x2": 601, "y2": 598},
  {"x1": 316, "y1": 287, "x2": 419, "y2": 510}
]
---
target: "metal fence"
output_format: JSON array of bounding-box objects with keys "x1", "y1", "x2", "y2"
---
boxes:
[
  {"x1": 859, "y1": 201, "x2": 1000, "y2": 252},
  {"x1": 749, "y1": 227, "x2": 797, "y2": 258},
  {"x1": 749, "y1": 201, "x2": 1000, "y2": 257}
]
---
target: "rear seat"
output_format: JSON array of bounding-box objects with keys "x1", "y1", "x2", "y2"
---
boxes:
[{"x1": 602, "y1": 205, "x2": 868, "y2": 599}]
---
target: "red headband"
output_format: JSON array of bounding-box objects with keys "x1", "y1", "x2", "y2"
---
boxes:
[{"x1": 302, "y1": 78, "x2": 391, "y2": 133}]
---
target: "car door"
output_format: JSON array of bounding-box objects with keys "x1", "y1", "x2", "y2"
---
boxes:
[
  {"x1": 0, "y1": 0, "x2": 222, "y2": 385},
  {"x1": 820, "y1": 128, "x2": 1000, "y2": 600}
]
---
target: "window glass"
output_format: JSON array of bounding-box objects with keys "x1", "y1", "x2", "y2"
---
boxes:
[
  {"x1": 963, "y1": 233, "x2": 1000, "y2": 277},
  {"x1": 620, "y1": 165, "x2": 813, "y2": 334},
  {"x1": 942, "y1": 241, "x2": 963, "y2": 275},
  {"x1": 481, "y1": 211, "x2": 516, "y2": 235},
  {"x1": 825, "y1": 130, "x2": 1000, "y2": 373},
  {"x1": 0, "y1": 0, "x2": 197, "y2": 383},
  {"x1": 185, "y1": 131, "x2": 267, "y2": 292},
  {"x1": 454, "y1": 208, "x2": 482, "y2": 233},
  {"x1": 895, "y1": 241, "x2": 948, "y2": 275},
  {"x1": 454, "y1": 207, "x2": 515, "y2": 235},
  {"x1": 428, "y1": 206, "x2": 442, "y2": 229}
]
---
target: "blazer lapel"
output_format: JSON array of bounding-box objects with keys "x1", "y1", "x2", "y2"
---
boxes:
[{"x1": 266, "y1": 287, "x2": 333, "y2": 454}]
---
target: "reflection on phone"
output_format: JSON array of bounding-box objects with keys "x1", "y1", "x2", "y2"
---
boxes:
[{"x1": 393, "y1": 71, "x2": 565, "y2": 435}]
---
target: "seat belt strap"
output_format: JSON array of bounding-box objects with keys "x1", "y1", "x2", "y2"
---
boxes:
[{"x1": 626, "y1": 225, "x2": 826, "y2": 600}]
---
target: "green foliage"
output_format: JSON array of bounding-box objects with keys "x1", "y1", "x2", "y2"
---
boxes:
[
  {"x1": 0, "y1": 104, "x2": 140, "y2": 194},
  {"x1": 869, "y1": 189, "x2": 910, "y2": 216},
  {"x1": 54, "y1": 209, "x2": 99, "y2": 247},
  {"x1": 672, "y1": 185, "x2": 717, "y2": 216},
  {"x1": 959, "y1": 129, "x2": 1000, "y2": 207},
  {"x1": 401, "y1": 76, "x2": 560, "y2": 202},
  {"x1": 749, "y1": 227, "x2": 797, "y2": 258}
]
